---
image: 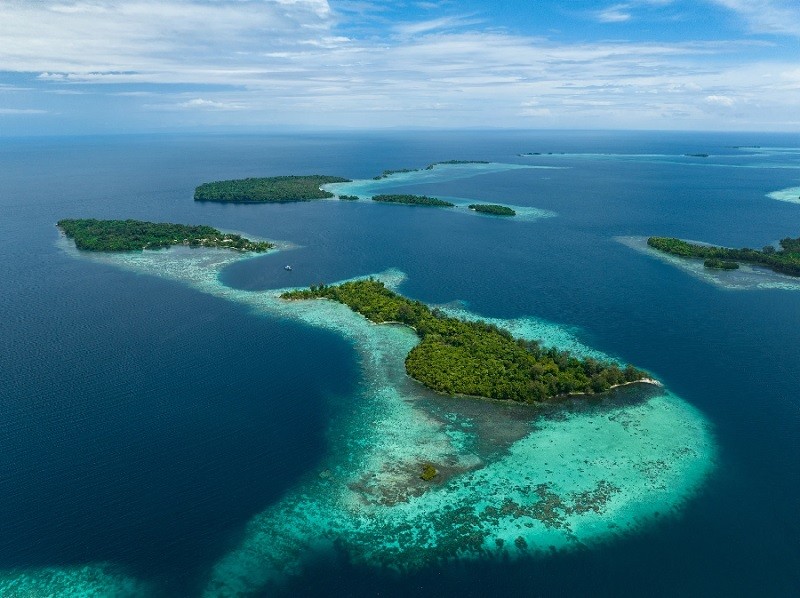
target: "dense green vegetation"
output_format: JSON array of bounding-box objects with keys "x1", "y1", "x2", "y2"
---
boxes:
[
  {"x1": 647, "y1": 236, "x2": 800, "y2": 276},
  {"x1": 282, "y1": 279, "x2": 648, "y2": 402},
  {"x1": 58, "y1": 219, "x2": 273, "y2": 252},
  {"x1": 468, "y1": 204, "x2": 516, "y2": 216},
  {"x1": 424, "y1": 160, "x2": 490, "y2": 169},
  {"x1": 373, "y1": 168, "x2": 418, "y2": 180},
  {"x1": 372, "y1": 194, "x2": 455, "y2": 207},
  {"x1": 704, "y1": 258, "x2": 739, "y2": 270},
  {"x1": 518, "y1": 152, "x2": 566, "y2": 156},
  {"x1": 338, "y1": 195, "x2": 359, "y2": 201},
  {"x1": 194, "y1": 175, "x2": 351, "y2": 203},
  {"x1": 372, "y1": 160, "x2": 491, "y2": 179}
]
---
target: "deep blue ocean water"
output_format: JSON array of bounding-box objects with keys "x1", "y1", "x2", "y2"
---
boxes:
[{"x1": 0, "y1": 131, "x2": 799, "y2": 596}]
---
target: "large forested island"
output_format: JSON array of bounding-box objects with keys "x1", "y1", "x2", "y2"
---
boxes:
[
  {"x1": 58, "y1": 219, "x2": 273, "y2": 252},
  {"x1": 282, "y1": 279, "x2": 649, "y2": 402},
  {"x1": 371, "y1": 194, "x2": 455, "y2": 207},
  {"x1": 194, "y1": 175, "x2": 351, "y2": 203},
  {"x1": 647, "y1": 235, "x2": 800, "y2": 276}
]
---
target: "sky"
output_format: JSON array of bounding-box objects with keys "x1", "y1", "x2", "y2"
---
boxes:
[{"x1": 0, "y1": 0, "x2": 799, "y2": 135}]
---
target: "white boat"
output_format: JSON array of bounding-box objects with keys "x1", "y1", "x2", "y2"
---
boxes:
[{"x1": 284, "y1": 265, "x2": 292, "y2": 271}]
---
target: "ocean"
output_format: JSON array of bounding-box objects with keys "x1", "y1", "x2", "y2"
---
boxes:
[{"x1": 0, "y1": 130, "x2": 798, "y2": 596}]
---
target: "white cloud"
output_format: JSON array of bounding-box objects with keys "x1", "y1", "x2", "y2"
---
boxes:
[
  {"x1": 38, "y1": 72, "x2": 66, "y2": 80},
  {"x1": 177, "y1": 98, "x2": 244, "y2": 110},
  {"x1": 0, "y1": 108, "x2": 48, "y2": 114},
  {"x1": 710, "y1": 0, "x2": 800, "y2": 37},
  {"x1": 0, "y1": 1, "x2": 338, "y2": 74},
  {"x1": 704, "y1": 94, "x2": 735, "y2": 106},
  {"x1": 596, "y1": 5, "x2": 633, "y2": 23},
  {"x1": 45, "y1": 89, "x2": 89, "y2": 95},
  {"x1": 0, "y1": 84, "x2": 33, "y2": 91},
  {"x1": 0, "y1": 1, "x2": 797, "y2": 130},
  {"x1": 394, "y1": 15, "x2": 481, "y2": 36}
]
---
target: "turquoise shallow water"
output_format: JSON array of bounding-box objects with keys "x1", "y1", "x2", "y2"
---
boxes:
[
  {"x1": 33, "y1": 235, "x2": 715, "y2": 596},
  {"x1": 0, "y1": 564, "x2": 151, "y2": 597}
]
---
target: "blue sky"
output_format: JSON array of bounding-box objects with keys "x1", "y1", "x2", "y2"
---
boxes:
[{"x1": 0, "y1": 0, "x2": 799, "y2": 135}]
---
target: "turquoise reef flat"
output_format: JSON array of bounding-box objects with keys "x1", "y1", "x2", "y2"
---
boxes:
[
  {"x1": 41, "y1": 240, "x2": 716, "y2": 596},
  {"x1": 767, "y1": 186, "x2": 800, "y2": 205}
]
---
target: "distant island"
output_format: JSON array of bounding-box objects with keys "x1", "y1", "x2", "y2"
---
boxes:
[
  {"x1": 468, "y1": 204, "x2": 516, "y2": 216},
  {"x1": 282, "y1": 279, "x2": 649, "y2": 402},
  {"x1": 58, "y1": 219, "x2": 273, "y2": 252},
  {"x1": 194, "y1": 175, "x2": 351, "y2": 203},
  {"x1": 372, "y1": 160, "x2": 490, "y2": 180},
  {"x1": 372, "y1": 194, "x2": 455, "y2": 207},
  {"x1": 373, "y1": 168, "x2": 418, "y2": 180},
  {"x1": 518, "y1": 152, "x2": 566, "y2": 156},
  {"x1": 647, "y1": 236, "x2": 800, "y2": 276}
]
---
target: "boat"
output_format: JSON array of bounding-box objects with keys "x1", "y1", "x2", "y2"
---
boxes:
[{"x1": 284, "y1": 265, "x2": 292, "y2": 271}]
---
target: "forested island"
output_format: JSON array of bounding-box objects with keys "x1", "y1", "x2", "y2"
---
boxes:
[
  {"x1": 647, "y1": 236, "x2": 800, "y2": 276},
  {"x1": 373, "y1": 168, "x2": 418, "y2": 180},
  {"x1": 372, "y1": 194, "x2": 455, "y2": 207},
  {"x1": 468, "y1": 204, "x2": 516, "y2": 216},
  {"x1": 372, "y1": 160, "x2": 490, "y2": 179},
  {"x1": 282, "y1": 279, "x2": 649, "y2": 402},
  {"x1": 194, "y1": 175, "x2": 351, "y2": 203},
  {"x1": 58, "y1": 219, "x2": 273, "y2": 252},
  {"x1": 430, "y1": 160, "x2": 490, "y2": 167}
]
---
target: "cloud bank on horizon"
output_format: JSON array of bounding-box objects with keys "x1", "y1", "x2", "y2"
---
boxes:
[{"x1": 0, "y1": 0, "x2": 799, "y2": 134}]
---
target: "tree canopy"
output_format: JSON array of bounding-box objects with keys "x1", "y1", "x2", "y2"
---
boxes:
[
  {"x1": 371, "y1": 194, "x2": 455, "y2": 207},
  {"x1": 648, "y1": 236, "x2": 800, "y2": 276},
  {"x1": 282, "y1": 279, "x2": 648, "y2": 403},
  {"x1": 58, "y1": 219, "x2": 273, "y2": 252},
  {"x1": 194, "y1": 175, "x2": 351, "y2": 203},
  {"x1": 468, "y1": 204, "x2": 516, "y2": 216}
]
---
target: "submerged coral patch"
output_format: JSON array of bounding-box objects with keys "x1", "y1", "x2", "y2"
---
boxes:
[{"x1": 0, "y1": 564, "x2": 150, "y2": 597}]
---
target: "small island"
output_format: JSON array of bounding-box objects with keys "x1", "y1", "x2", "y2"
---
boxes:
[
  {"x1": 372, "y1": 160, "x2": 491, "y2": 179},
  {"x1": 58, "y1": 219, "x2": 273, "y2": 252},
  {"x1": 338, "y1": 195, "x2": 359, "y2": 201},
  {"x1": 371, "y1": 194, "x2": 455, "y2": 207},
  {"x1": 194, "y1": 175, "x2": 351, "y2": 203},
  {"x1": 647, "y1": 236, "x2": 800, "y2": 276},
  {"x1": 468, "y1": 204, "x2": 516, "y2": 216},
  {"x1": 425, "y1": 160, "x2": 490, "y2": 169},
  {"x1": 373, "y1": 168, "x2": 418, "y2": 180},
  {"x1": 282, "y1": 279, "x2": 649, "y2": 402}
]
